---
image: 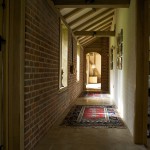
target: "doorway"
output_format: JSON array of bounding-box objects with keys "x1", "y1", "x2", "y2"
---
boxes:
[
  {"x1": 0, "y1": 0, "x2": 5, "y2": 148},
  {"x1": 86, "y1": 52, "x2": 101, "y2": 90}
]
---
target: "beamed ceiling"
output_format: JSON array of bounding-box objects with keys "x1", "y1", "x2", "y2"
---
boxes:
[{"x1": 52, "y1": 0, "x2": 130, "y2": 47}]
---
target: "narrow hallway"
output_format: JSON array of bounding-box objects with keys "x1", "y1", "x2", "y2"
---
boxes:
[
  {"x1": 35, "y1": 93, "x2": 146, "y2": 150},
  {"x1": 1, "y1": 0, "x2": 148, "y2": 149}
]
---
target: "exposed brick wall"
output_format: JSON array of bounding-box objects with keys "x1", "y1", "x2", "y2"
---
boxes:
[
  {"x1": 24, "y1": 0, "x2": 83, "y2": 149},
  {"x1": 84, "y1": 38, "x2": 109, "y2": 93}
]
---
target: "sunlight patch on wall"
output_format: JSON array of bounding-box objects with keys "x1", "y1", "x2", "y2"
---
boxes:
[{"x1": 117, "y1": 71, "x2": 124, "y2": 118}]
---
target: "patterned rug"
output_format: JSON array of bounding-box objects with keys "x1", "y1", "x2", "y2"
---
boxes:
[
  {"x1": 80, "y1": 93, "x2": 101, "y2": 97},
  {"x1": 60, "y1": 105, "x2": 125, "y2": 128}
]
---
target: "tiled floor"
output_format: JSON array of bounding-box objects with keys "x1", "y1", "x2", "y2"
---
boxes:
[{"x1": 35, "y1": 94, "x2": 147, "y2": 150}]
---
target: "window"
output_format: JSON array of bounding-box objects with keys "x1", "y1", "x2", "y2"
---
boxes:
[
  {"x1": 59, "y1": 21, "x2": 68, "y2": 89},
  {"x1": 77, "y1": 44, "x2": 80, "y2": 81}
]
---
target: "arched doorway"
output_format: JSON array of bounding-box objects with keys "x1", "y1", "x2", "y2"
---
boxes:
[{"x1": 86, "y1": 52, "x2": 101, "y2": 90}]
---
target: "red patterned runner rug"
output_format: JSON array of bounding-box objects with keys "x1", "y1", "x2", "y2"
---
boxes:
[{"x1": 61, "y1": 105, "x2": 126, "y2": 128}]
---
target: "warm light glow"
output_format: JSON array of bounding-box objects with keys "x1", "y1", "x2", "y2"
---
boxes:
[
  {"x1": 59, "y1": 21, "x2": 68, "y2": 88},
  {"x1": 77, "y1": 55, "x2": 80, "y2": 81},
  {"x1": 92, "y1": 64, "x2": 96, "y2": 68},
  {"x1": 86, "y1": 83, "x2": 101, "y2": 89},
  {"x1": 77, "y1": 45, "x2": 80, "y2": 81},
  {"x1": 117, "y1": 73, "x2": 124, "y2": 118}
]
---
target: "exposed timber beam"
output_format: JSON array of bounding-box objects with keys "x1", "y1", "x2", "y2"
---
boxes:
[
  {"x1": 83, "y1": 38, "x2": 97, "y2": 46},
  {"x1": 46, "y1": 0, "x2": 84, "y2": 49},
  {"x1": 79, "y1": 27, "x2": 111, "y2": 44},
  {"x1": 81, "y1": 12, "x2": 114, "y2": 31},
  {"x1": 81, "y1": 37, "x2": 96, "y2": 45},
  {"x1": 82, "y1": 28, "x2": 110, "y2": 46},
  {"x1": 72, "y1": 8, "x2": 114, "y2": 31},
  {"x1": 69, "y1": 8, "x2": 101, "y2": 26},
  {"x1": 79, "y1": 36, "x2": 93, "y2": 42},
  {"x1": 92, "y1": 22, "x2": 112, "y2": 31},
  {"x1": 75, "y1": 31, "x2": 115, "y2": 37},
  {"x1": 63, "y1": 8, "x2": 84, "y2": 19},
  {"x1": 52, "y1": 0, "x2": 130, "y2": 8},
  {"x1": 78, "y1": 23, "x2": 112, "y2": 41},
  {"x1": 91, "y1": 18, "x2": 112, "y2": 30},
  {"x1": 59, "y1": 8, "x2": 65, "y2": 11},
  {"x1": 78, "y1": 21, "x2": 112, "y2": 41}
]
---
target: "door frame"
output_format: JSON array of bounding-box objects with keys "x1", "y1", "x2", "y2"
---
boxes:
[
  {"x1": 84, "y1": 49, "x2": 101, "y2": 91},
  {"x1": 134, "y1": 0, "x2": 149, "y2": 145},
  {"x1": 4, "y1": 0, "x2": 25, "y2": 149},
  {"x1": 0, "y1": 0, "x2": 4, "y2": 147}
]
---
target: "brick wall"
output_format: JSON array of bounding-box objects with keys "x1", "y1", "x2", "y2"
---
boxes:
[
  {"x1": 24, "y1": 0, "x2": 83, "y2": 149},
  {"x1": 84, "y1": 38, "x2": 109, "y2": 93}
]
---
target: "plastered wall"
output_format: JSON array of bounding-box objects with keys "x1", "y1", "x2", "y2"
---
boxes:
[{"x1": 109, "y1": 0, "x2": 136, "y2": 136}]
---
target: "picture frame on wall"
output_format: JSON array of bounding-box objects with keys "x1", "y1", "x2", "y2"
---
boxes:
[
  {"x1": 118, "y1": 57, "x2": 122, "y2": 70},
  {"x1": 117, "y1": 33, "x2": 121, "y2": 47},
  {"x1": 110, "y1": 62, "x2": 113, "y2": 70},
  {"x1": 121, "y1": 43, "x2": 123, "y2": 55},
  {"x1": 119, "y1": 43, "x2": 123, "y2": 56},
  {"x1": 110, "y1": 47, "x2": 113, "y2": 70},
  {"x1": 116, "y1": 29, "x2": 123, "y2": 70},
  {"x1": 116, "y1": 57, "x2": 122, "y2": 70},
  {"x1": 116, "y1": 57, "x2": 119, "y2": 69}
]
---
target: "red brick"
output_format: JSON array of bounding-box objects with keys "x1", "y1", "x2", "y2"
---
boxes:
[{"x1": 24, "y1": 0, "x2": 83, "y2": 149}]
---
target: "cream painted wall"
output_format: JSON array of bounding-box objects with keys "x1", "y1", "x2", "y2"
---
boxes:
[
  {"x1": 110, "y1": 17, "x2": 116, "y2": 100},
  {"x1": 86, "y1": 54, "x2": 90, "y2": 83},
  {"x1": 95, "y1": 53, "x2": 101, "y2": 75},
  {"x1": 86, "y1": 53, "x2": 101, "y2": 83},
  {"x1": 109, "y1": 0, "x2": 136, "y2": 136},
  {"x1": 89, "y1": 55, "x2": 93, "y2": 76}
]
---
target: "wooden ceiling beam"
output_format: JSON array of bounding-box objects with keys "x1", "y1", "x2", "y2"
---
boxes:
[
  {"x1": 81, "y1": 37, "x2": 96, "y2": 45},
  {"x1": 53, "y1": 0, "x2": 130, "y2": 8},
  {"x1": 63, "y1": 8, "x2": 84, "y2": 19},
  {"x1": 91, "y1": 18, "x2": 112, "y2": 30},
  {"x1": 92, "y1": 22, "x2": 112, "y2": 31},
  {"x1": 72, "y1": 8, "x2": 114, "y2": 31},
  {"x1": 79, "y1": 29, "x2": 110, "y2": 44},
  {"x1": 78, "y1": 36, "x2": 93, "y2": 42},
  {"x1": 59, "y1": 8, "x2": 65, "y2": 11},
  {"x1": 78, "y1": 23, "x2": 112, "y2": 41},
  {"x1": 46, "y1": 0, "x2": 84, "y2": 50},
  {"x1": 75, "y1": 31, "x2": 115, "y2": 37},
  {"x1": 69, "y1": 8, "x2": 101, "y2": 26},
  {"x1": 81, "y1": 12, "x2": 114, "y2": 31},
  {"x1": 83, "y1": 38, "x2": 97, "y2": 46},
  {"x1": 82, "y1": 28, "x2": 111, "y2": 46}
]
